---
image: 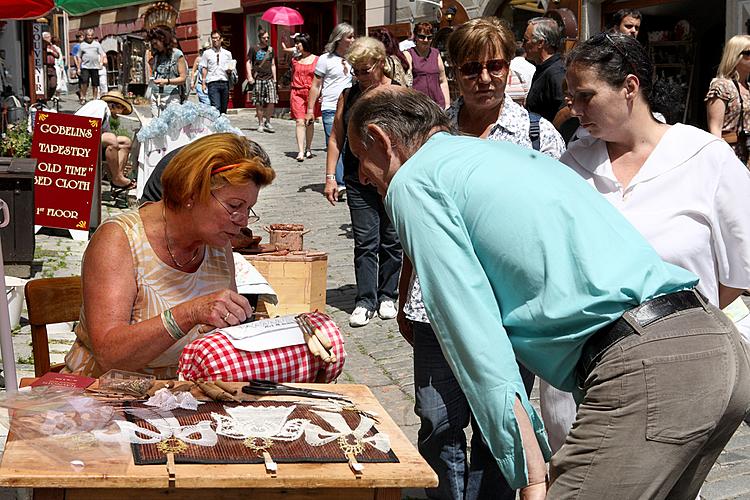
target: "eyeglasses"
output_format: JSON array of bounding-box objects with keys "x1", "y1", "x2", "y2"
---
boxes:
[
  {"x1": 416, "y1": 34, "x2": 433, "y2": 41},
  {"x1": 352, "y1": 63, "x2": 377, "y2": 77},
  {"x1": 211, "y1": 192, "x2": 260, "y2": 225},
  {"x1": 592, "y1": 32, "x2": 638, "y2": 75},
  {"x1": 741, "y1": 50, "x2": 750, "y2": 57},
  {"x1": 459, "y1": 59, "x2": 509, "y2": 79}
]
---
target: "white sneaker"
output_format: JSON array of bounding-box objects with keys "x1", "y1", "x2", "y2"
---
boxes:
[
  {"x1": 378, "y1": 300, "x2": 397, "y2": 320},
  {"x1": 349, "y1": 306, "x2": 374, "y2": 327}
]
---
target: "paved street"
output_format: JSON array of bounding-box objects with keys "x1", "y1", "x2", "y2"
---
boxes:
[{"x1": 1, "y1": 95, "x2": 749, "y2": 498}]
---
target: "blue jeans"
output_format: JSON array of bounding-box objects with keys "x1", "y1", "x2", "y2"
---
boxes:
[
  {"x1": 207, "y1": 80, "x2": 229, "y2": 114},
  {"x1": 413, "y1": 321, "x2": 535, "y2": 500},
  {"x1": 322, "y1": 109, "x2": 344, "y2": 187},
  {"x1": 346, "y1": 179, "x2": 401, "y2": 311},
  {"x1": 196, "y1": 83, "x2": 210, "y2": 105}
]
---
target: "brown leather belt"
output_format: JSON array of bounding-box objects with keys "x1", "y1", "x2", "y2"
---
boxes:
[{"x1": 577, "y1": 289, "x2": 704, "y2": 382}]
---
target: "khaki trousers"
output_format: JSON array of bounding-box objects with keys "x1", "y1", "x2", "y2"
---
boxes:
[{"x1": 549, "y1": 301, "x2": 750, "y2": 499}]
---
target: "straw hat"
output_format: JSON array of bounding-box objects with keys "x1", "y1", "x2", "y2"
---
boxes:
[{"x1": 101, "y1": 90, "x2": 133, "y2": 115}]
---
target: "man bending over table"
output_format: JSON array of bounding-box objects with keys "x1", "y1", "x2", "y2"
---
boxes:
[{"x1": 345, "y1": 86, "x2": 750, "y2": 499}]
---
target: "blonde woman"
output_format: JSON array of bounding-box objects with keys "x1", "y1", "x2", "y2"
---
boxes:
[
  {"x1": 324, "y1": 37, "x2": 402, "y2": 327},
  {"x1": 706, "y1": 35, "x2": 750, "y2": 165}
]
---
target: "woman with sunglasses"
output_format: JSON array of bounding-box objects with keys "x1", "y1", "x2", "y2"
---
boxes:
[
  {"x1": 396, "y1": 17, "x2": 564, "y2": 500},
  {"x1": 325, "y1": 37, "x2": 402, "y2": 328},
  {"x1": 404, "y1": 22, "x2": 450, "y2": 109},
  {"x1": 548, "y1": 33, "x2": 750, "y2": 497},
  {"x1": 706, "y1": 35, "x2": 750, "y2": 166},
  {"x1": 62, "y1": 133, "x2": 275, "y2": 378}
]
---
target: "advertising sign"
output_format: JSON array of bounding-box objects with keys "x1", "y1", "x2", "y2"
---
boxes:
[
  {"x1": 31, "y1": 112, "x2": 101, "y2": 231},
  {"x1": 32, "y1": 23, "x2": 45, "y2": 98}
]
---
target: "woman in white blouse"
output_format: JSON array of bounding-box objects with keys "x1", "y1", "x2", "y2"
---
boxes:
[{"x1": 550, "y1": 33, "x2": 750, "y2": 449}]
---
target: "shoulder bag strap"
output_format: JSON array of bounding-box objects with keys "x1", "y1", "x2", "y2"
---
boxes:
[
  {"x1": 528, "y1": 112, "x2": 541, "y2": 151},
  {"x1": 733, "y1": 79, "x2": 745, "y2": 133}
]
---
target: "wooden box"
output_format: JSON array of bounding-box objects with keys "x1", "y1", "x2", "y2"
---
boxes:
[{"x1": 245, "y1": 251, "x2": 327, "y2": 317}]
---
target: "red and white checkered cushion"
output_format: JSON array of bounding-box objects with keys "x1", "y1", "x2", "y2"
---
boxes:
[{"x1": 178, "y1": 311, "x2": 346, "y2": 383}]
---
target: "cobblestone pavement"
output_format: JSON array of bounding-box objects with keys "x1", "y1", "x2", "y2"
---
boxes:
[{"x1": 1, "y1": 95, "x2": 748, "y2": 499}]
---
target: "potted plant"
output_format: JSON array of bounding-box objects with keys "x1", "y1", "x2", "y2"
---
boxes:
[
  {"x1": 0, "y1": 121, "x2": 37, "y2": 270},
  {"x1": 0, "y1": 123, "x2": 32, "y2": 158}
]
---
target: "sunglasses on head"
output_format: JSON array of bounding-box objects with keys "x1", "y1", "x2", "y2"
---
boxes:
[
  {"x1": 742, "y1": 50, "x2": 750, "y2": 57},
  {"x1": 416, "y1": 34, "x2": 433, "y2": 41},
  {"x1": 591, "y1": 32, "x2": 639, "y2": 75},
  {"x1": 459, "y1": 59, "x2": 509, "y2": 79}
]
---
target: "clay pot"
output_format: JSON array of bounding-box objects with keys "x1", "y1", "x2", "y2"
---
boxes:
[{"x1": 264, "y1": 224, "x2": 310, "y2": 251}]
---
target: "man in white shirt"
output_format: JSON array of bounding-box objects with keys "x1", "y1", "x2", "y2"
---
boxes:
[
  {"x1": 75, "y1": 91, "x2": 134, "y2": 195},
  {"x1": 98, "y1": 48, "x2": 108, "y2": 97},
  {"x1": 507, "y1": 43, "x2": 536, "y2": 106},
  {"x1": 200, "y1": 30, "x2": 233, "y2": 114},
  {"x1": 76, "y1": 29, "x2": 105, "y2": 103}
]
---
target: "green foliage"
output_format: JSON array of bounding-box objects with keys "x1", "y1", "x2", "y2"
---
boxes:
[
  {"x1": 16, "y1": 354, "x2": 34, "y2": 365},
  {"x1": 0, "y1": 124, "x2": 33, "y2": 158},
  {"x1": 109, "y1": 116, "x2": 132, "y2": 140},
  {"x1": 111, "y1": 126, "x2": 132, "y2": 140}
]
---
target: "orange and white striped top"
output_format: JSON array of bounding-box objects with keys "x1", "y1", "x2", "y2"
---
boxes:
[{"x1": 63, "y1": 209, "x2": 232, "y2": 378}]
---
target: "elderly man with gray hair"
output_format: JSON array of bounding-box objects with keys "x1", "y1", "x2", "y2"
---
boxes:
[
  {"x1": 345, "y1": 86, "x2": 750, "y2": 499},
  {"x1": 523, "y1": 17, "x2": 565, "y2": 122}
]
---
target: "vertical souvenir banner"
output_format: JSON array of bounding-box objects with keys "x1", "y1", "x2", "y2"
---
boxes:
[
  {"x1": 31, "y1": 112, "x2": 101, "y2": 231},
  {"x1": 32, "y1": 23, "x2": 45, "y2": 98}
]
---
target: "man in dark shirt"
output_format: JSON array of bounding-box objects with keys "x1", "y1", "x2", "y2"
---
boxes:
[
  {"x1": 523, "y1": 17, "x2": 565, "y2": 122},
  {"x1": 611, "y1": 9, "x2": 642, "y2": 38}
]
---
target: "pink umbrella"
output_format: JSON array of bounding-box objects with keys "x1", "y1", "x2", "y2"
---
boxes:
[{"x1": 261, "y1": 6, "x2": 304, "y2": 26}]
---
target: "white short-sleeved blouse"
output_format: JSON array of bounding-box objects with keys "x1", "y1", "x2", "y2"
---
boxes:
[{"x1": 561, "y1": 123, "x2": 750, "y2": 306}]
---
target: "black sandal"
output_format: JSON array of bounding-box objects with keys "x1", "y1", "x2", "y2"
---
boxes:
[{"x1": 110, "y1": 179, "x2": 136, "y2": 197}]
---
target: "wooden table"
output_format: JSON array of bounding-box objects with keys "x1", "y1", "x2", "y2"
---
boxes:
[{"x1": 0, "y1": 383, "x2": 437, "y2": 499}]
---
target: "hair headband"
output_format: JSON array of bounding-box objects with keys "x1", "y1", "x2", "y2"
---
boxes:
[{"x1": 211, "y1": 163, "x2": 243, "y2": 175}]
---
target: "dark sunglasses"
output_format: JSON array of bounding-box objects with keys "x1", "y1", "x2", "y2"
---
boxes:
[
  {"x1": 352, "y1": 63, "x2": 377, "y2": 77},
  {"x1": 459, "y1": 59, "x2": 509, "y2": 79},
  {"x1": 742, "y1": 50, "x2": 750, "y2": 57},
  {"x1": 416, "y1": 34, "x2": 433, "y2": 41}
]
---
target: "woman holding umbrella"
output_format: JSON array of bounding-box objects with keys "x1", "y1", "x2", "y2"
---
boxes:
[{"x1": 249, "y1": 7, "x2": 305, "y2": 132}]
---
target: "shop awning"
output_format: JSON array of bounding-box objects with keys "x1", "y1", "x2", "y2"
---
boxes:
[{"x1": 1, "y1": 0, "x2": 147, "y2": 20}]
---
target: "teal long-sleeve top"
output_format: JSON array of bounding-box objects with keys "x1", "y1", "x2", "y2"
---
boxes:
[{"x1": 384, "y1": 132, "x2": 698, "y2": 489}]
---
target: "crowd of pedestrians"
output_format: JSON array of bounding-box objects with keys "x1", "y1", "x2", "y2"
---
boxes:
[{"x1": 60, "y1": 13, "x2": 750, "y2": 499}]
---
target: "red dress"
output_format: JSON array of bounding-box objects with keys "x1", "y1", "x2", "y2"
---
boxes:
[{"x1": 290, "y1": 56, "x2": 321, "y2": 119}]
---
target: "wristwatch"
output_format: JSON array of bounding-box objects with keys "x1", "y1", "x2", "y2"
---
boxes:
[{"x1": 325, "y1": 174, "x2": 336, "y2": 181}]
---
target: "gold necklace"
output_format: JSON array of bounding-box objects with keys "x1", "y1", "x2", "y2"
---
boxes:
[{"x1": 162, "y1": 206, "x2": 201, "y2": 269}]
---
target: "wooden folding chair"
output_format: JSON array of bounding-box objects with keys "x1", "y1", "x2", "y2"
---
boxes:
[{"x1": 24, "y1": 276, "x2": 82, "y2": 376}]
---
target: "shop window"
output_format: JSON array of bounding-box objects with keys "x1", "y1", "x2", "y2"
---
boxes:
[{"x1": 106, "y1": 51, "x2": 120, "y2": 89}]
